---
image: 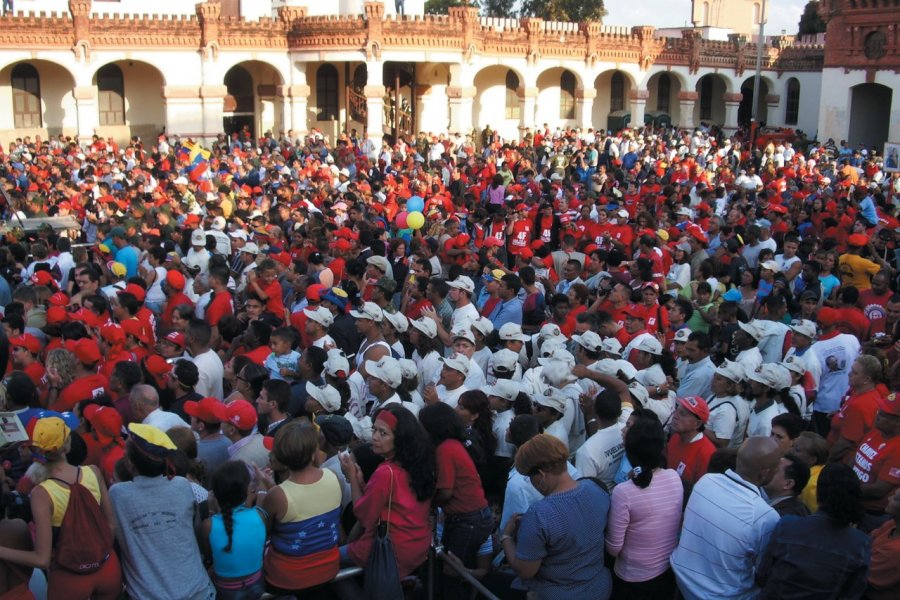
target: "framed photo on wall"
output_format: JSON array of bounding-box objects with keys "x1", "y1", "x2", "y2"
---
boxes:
[{"x1": 884, "y1": 142, "x2": 900, "y2": 173}]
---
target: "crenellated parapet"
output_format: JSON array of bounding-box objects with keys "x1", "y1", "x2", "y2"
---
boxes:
[{"x1": 0, "y1": 0, "x2": 826, "y2": 74}]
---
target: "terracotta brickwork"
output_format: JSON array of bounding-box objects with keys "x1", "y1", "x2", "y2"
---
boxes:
[
  {"x1": 0, "y1": 0, "x2": 824, "y2": 73},
  {"x1": 818, "y1": 0, "x2": 900, "y2": 71}
]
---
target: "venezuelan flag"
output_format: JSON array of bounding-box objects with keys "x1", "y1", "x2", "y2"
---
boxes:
[{"x1": 180, "y1": 141, "x2": 211, "y2": 182}]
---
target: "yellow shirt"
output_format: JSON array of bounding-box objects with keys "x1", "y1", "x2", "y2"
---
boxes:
[
  {"x1": 838, "y1": 253, "x2": 880, "y2": 290},
  {"x1": 38, "y1": 467, "x2": 102, "y2": 527},
  {"x1": 800, "y1": 463, "x2": 822, "y2": 514}
]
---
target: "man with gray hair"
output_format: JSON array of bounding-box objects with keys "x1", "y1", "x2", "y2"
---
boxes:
[{"x1": 130, "y1": 383, "x2": 189, "y2": 432}]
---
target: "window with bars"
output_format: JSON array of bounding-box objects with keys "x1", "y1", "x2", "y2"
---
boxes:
[
  {"x1": 505, "y1": 70, "x2": 521, "y2": 120},
  {"x1": 611, "y1": 72, "x2": 625, "y2": 112},
  {"x1": 317, "y1": 64, "x2": 339, "y2": 121},
  {"x1": 97, "y1": 64, "x2": 125, "y2": 126},
  {"x1": 657, "y1": 74, "x2": 671, "y2": 113},
  {"x1": 785, "y1": 79, "x2": 800, "y2": 125},
  {"x1": 560, "y1": 70, "x2": 575, "y2": 120},
  {"x1": 700, "y1": 76, "x2": 713, "y2": 121},
  {"x1": 12, "y1": 64, "x2": 41, "y2": 129}
]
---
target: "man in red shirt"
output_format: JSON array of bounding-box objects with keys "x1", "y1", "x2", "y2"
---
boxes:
[
  {"x1": 50, "y1": 338, "x2": 111, "y2": 412},
  {"x1": 205, "y1": 267, "x2": 234, "y2": 344},
  {"x1": 507, "y1": 204, "x2": 533, "y2": 262},
  {"x1": 851, "y1": 393, "x2": 900, "y2": 514},
  {"x1": 667, "y1": 395, "x2": 717, "y2": 489},
  {"x1": 9, "y1": 334, "x2": 45, "y2": 387}
]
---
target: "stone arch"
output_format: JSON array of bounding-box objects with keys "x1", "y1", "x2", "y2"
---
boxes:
[
  {"x1": 645, "y1": 70, "x2": 684, "y2": 125},
  {"x1": 0, "y1": 59, "x2": 77, "y2": 139},
  {"x1": 848, "y1": 83, "x2": 893, "y2": 150},
  {"x1": 592, "y1": 69, "x2": 635, "y2": 129},
  {"x1": 473, "y1": 64, "x2": 527, "y2": 141},
  {"x1": 738, "y1": 75, "x2": 775, "y2": 126},
  {"x1": 223, "y1": 60, "x2": 286, "y2": 141},
  {"x1": 694, "y1": 73, "x2": 729, "y2": 126},
  {"x1": 91, "y1": 60, "x2": 166, "y2": 143},
  {"x1": 536, "y1": 67, "x2": 583, "y2": 127}
]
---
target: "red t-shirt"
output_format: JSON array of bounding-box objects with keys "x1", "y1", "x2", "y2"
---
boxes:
[
  {"x1": 837, "y1": 307, "x2": 871, "y2": 340},
  {"x1": 508, "y1": 221, "x2": 532, "y2": 254},
  {"x1": 859, "y1": 289, "x2": 892, "y2": 321},
  {"x1": 329, "y1": 257, "x2": 346, "y2": 283},
  {"x1": 206, "y1": 291, "x2": 234, "y2": 327},
  {"x1": 259, "y1": 280, "x2": 285, "y2": 317},
  {"x1": 23, "y1": 362, "x2": 45, "y2": 388},
  {"x1": 136, "y1": 307, "x2": 157, "y2": 346},
  {"x1": 405, "y1": 299, "x2": 433, "y2": 321},
  {"x1": 828, "y1": 388, "x2": 882, "y2": 452},
  {"x1": 667, "y1": 433, "x2": 716, "y2": 487},
  {"x1": 435, "y1": 439, "x2": 488, "y2": 515},
  {"x1": 241, "y1": 344, "x2": 271, "y2": 366},
  {"x1": 161, "y1": 292, "x2": 194, "y2": 327},
  {"x1": 851, "y1": 429, "x2": 900, "y2": 513},
  {"x1": 53, "y1": 374, "x2": 111, "y2": 412}
]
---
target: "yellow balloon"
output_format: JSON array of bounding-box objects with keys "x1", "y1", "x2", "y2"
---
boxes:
[{"x1": 407, "y1": 211, "x2": 425, "y2": 230}]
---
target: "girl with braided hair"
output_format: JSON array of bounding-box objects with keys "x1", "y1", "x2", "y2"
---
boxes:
[{"x1": 202, "y1": 461, "x2": 266, "y2": 600}]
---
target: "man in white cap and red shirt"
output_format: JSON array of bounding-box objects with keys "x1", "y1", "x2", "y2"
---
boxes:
[{"x1": 423, "y1": 352, "x2": 470, "y2": 408}]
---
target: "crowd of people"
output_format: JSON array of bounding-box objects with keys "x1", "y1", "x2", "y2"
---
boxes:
[{"x1": 0, "y1": 121, "x2": 898, "y2": 600}]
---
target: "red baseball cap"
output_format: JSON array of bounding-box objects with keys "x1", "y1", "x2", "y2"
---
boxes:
[
  {"x1": 847, "y1": 234, "x2": 868, "y2": 248},
  {"x1": 623, "y1": 304, "x2": 646, "y2": 320},
  {"x1": 224, "y1": 400, "x2": 257, "y2": 430},
  {"x1": 876, "y1": 392, "x2": 900, "y2": 417},
  {"x1": 31, "y1": 271, "x2": 57, "y2": 288},
  {"x1": 166, "y1": 271, "x2": 186, "y2": 291},
  {"x1": 306, "y1": 283, "x2": 326, "y2": 302},
  {"x1": 163, "y1": 331, "x2": 185, "y2": 348},
  {"x1": 74, "y1": 338, "x2": 102, "y2": 365},
  {"x1": 118, "y1": 283, "x2": 146, "y2": 303},
  {"x1": 121, "y1": 320, "x2": 149, "y2": 346},
  {"x1": 144, "y1": 355, "x2": 173, "y2": 377},
  {"x1": 99, "y1": 324, "x2": 126, "y2": 346},
  {"x1": 677, "y1": 395, "x2": 710, "y2": 424},
  {"x1": 10, "y1": 334, "x2": 41, "y2": 355},
  {"x1": 482, "y1": 237, "x2": 502, "y2": 248},
  {"x1": 331, "y1": 239, "x2": 352, "y2": 252},
  {"x1": 184, "y1": 398, "x2": 227, "y2": 423},
  {"x1": 83, "y1": 405, "x2": 123, "y2": 446},
  {"x1": 46, "y1": 306, "x2": 68, "y2": 325},
  {"x1": 48, "y1": 292, "x2": 70, "y2": 307},
  {"x1": 69, "y1": 308, "x2": 98, "y2": 328}
]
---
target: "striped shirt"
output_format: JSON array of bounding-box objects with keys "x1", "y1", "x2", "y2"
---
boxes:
[
  {"x1": 670, "y1": 470, "x2": 779, "y2": 600},
  {"x1": 606, "y1": 469, "x2": 684, "y2": 582}
]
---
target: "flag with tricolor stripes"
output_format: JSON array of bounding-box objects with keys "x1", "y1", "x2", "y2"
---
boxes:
[{"x1": 177, "y1": 141, "x2": 211, "y2": 182}]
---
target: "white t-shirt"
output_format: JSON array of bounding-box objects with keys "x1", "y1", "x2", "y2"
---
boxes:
[
  {"x1": 574, "y1": 423, "x2": 625, "y2": 489},
  {"x1": 707, "y1": 395, "x2": 751, "y2": 448},
  {"x1": 746, "y1": 401, "x2": 786, "y2": 438}
]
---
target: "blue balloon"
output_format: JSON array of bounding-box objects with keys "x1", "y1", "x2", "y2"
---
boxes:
[{"x1": 407, "y1": 196, "x2": 424, "y2": 213}]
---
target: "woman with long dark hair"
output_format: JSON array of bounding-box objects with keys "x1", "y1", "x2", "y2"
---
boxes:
[
  {"x1": 339, "y1": 405, "x2": 435, "y2": 577},
  {"x1": 607, "y1": 418, "x2": 682, "y2": 599},
  {"x1": 757, "y1": 463, "x2": 870, "y2": 598},
  {"x1": 418, "y1": 403, "x2": 494, "y2": 592},
  {"x1": 456, "y1": 390, "x2": 498, "y2": 478}
]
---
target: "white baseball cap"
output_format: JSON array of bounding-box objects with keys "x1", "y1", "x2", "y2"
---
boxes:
[
  {"x1": 537, "y1": 346, "x2": 575, "y2": 367},
  {"x1": 305, "y1": 382, "x2": 342, "y2": 413},
  {"x1": 382, "y1": 310, "x2": 409, "y2": 333},
  {"x1": 365, "y1": 356, "x2": 402, "y2": 389},
  {"x1": 534, "y1": 388, "x2": 567, "y2": 413},
  {"x1": 539, "y1": 323, "x2": 564, "y2": 340},
  {"x1": 448, "y1": 276, "x2": 475, "y2": 295},
  {"x1": 486, "y1": 380, "x2": 520, "y2": 403},
  {"x1": 410, "y1": 317, "x2": 438, "y2": 339},
  {"x1": 350, "y1": 302, "x2": 383, "y2": 322},
  {"x1": 304, "y1": 306, "x2": 334, "y2": 328},
  {"x1": 673, "y1": 328, "x2": 692, "y2": 343},
  {"x1": 190, "y1": 229, "x2": 206, "y2": 246},
  {"x1": 471, "y1": 316, "x2": 494, "y2": 337},
  {"x1": 492, "y1": 349, "x2": 519, "y2": 374},
  {"x1": 572, "y1": 331, "x2": 603, "y2": 353},
  {"x1": 499, "y1": 323, "x2": 529, "y2": 342},
  {"x1": 440, "y1": 352, "x2": 470, "y2": 375},
  {"x1": 228, "y1": 229, "x2": 248, "y2": 241},
  {"x1": 783, "y1": 355, "x2": 807, "y2": 376},
  {"x1": 790, "y1": 319, "x2": 817, "y2": 339},
  {"x1": 714, "y1": 359, "x2": 745, "y2": 383},
  {"x1": 451, "y1": 326, "x2": 475, "y2": 344},
  {"x1": 398, "y1": 358, "x2": 418, "y2": 380},
  {"x1": 173, "y1": 176, "x2": 189, "y2": 186},
  {"x1": 738, "y1": 320, "x2": 766, "y2": 341},
  {"x1": 599, "y1": 337, "x2": 622, "y2": 355},
  {"x1": 634, "y1": 336, "x2": 663, "y2": 356},
  {"x1": 325, "y1": 348, "x2": 350, "y2": 378},
  {"x1": 366, "y1": 255, "x2": 393, "y2": 278},
  {"x1": 210, "y1": 216, "x2": 227, "y2": 231},
  {"x1": 241, "y1": 242, "x2": 260, "y2": 256}
]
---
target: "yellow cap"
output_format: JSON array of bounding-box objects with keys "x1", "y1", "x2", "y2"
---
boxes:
[
  {"x1": 31, "y1": 417, "x2": 70, "y2": 453},
  {"x1": 128, "y1": 423, "x2": 177, "y2": 452}
]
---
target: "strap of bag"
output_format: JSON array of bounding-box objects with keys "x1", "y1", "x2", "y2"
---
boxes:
[
  {"x1": 48, "y1": 466, "x2": 82, "y2": 488},
  {"x1": 384, "y1": 465, "x2": 394, "y2": 536}
]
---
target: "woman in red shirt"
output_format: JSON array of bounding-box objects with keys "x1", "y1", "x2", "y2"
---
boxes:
[
  {"x1": 339, "y1": 405, "x2": 435, "y2": 578},
  {"x1": 667, "y1": 396, "x2": 716, "y2": 490},
  {"x1": 418, "y1": 402, "x2": 494, "y2": 594}
]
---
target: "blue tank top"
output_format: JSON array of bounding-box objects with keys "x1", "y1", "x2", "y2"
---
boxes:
[{"x1": 209, "y1": 505, "x2": 267, "y2": 578}]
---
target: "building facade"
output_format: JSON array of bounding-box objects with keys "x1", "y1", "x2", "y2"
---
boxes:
[{"x1": 0, "y1": 1, "x2": 894, "y2": 152}]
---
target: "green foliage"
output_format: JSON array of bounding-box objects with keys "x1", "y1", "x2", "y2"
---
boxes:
[
  {"x1": 520, "y1": 0, "x2": 607, "y2": 22},
  {"x1": 797, "y1": 1, "x2": 826, "y2": 36},
  {"x1": 424, "y1": 0, "x2": 468, "y2": 15},
  {"x1": 482, "y1": 0, "x2": 517, "y2": 17}
]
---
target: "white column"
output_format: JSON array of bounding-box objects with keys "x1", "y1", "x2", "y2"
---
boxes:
[
  {"x1": 279, "y1": 85, "x2": 311, "y2": 136},
  {"x1": 448, "y1": 86, "x2": 475, "y2": 135},
  {"x1": 73, "y1": 86, "x2": 99, "y2": 142},
  {"x1": 723, "y1": 92, "x2": 743, "y2": 132},
  {"x1": 163, "y1": 86, "x2": 205, "y2": 139},
  {"x1": 678, "y1": 91, "x2": 697, "y2": 129},
  {"x1": 576, "y1": 88, "x2": 597, "y2": 130},
  {"x1": 199, "y1": 86, "x2": 227, "y2": 144},
  {"x1": 629, "y1": 90, "x2": 649, "y2": 130}
]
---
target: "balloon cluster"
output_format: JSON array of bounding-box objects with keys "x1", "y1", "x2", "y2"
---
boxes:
[{"x1": 395, "y1": 196, "x2": 425, "y2": 230}]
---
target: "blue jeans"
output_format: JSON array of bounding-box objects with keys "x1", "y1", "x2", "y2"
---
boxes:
[
  {"x1": 441, "y1": 506, "x2": 493, "y2": 596},
  {"x1": 214, "y1": 571, "x2": 265, "y2": 600}
]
